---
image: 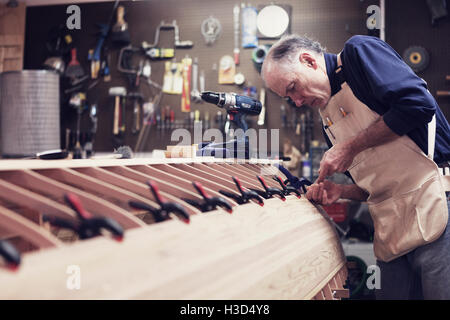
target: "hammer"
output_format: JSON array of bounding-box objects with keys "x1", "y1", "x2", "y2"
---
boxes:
[
  {"x1": 109, "y1": 87, "x2": 127, "y2": 135},
  {"x1": 128, "y1": 92, "x2": 144, "y2": 134}
]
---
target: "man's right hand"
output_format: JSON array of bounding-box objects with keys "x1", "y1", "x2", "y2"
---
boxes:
[{"x1": 305, "y1": 180, "x2": 342, "y2": 205}]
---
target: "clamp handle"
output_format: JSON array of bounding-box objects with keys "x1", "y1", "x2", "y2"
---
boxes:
[
  {"x1": 142, "y1": 181, "x2": 190, "y2": 223},
  {"x1": 274, "y1": 176, "x2": 302, "y2": 198},
  {"x1": 190, "y1": 182, "x2": 233, "y2": 213},
  {"x1": 44, "y1": 193, "x2": 124, "y2": 241},
  {"x1": 256, "y1": 176, "x2": 286, "y2": 201},
  {"x1": 231, "y1": 176, "x2": 264, "y2": 206},
  {"x1": 0, "y1": 240, "x2": 21, "y2": 271},
  {"x1": 129, "y1": 200, "x2": 166, "y2": 222}
]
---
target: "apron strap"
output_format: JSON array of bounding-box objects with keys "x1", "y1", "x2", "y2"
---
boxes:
[
  {"x1": 335, "y1": 53, "x2": 346, "y2": 88},
  {"x1": 428, "y1": 114, "x2": 436, "y2": 160}
]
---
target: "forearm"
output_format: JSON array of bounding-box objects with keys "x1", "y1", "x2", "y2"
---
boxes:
[
  {"x1": 348, "y1": 116, "x2": 400, "y2": 155},
  {"x1": 339, "y1": 184, "x2": 369, "y2": 202}
]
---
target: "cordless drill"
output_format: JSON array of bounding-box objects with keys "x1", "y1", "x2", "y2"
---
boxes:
[
  {"x1": 198, "y1": 91, "x2": 262, "y2": 158},
  {"x1": 200, "y1": 91, "x2": 262, "y2": 132}
]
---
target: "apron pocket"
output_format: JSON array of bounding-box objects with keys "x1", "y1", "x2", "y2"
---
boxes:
[
  {"x1": 326, "y1": 112, "x2": 376, "y2": 170},
  {"x1": 330, "y1": 112, "x2": 363, "y2": 142},
  {"x1": 415, "y1": 176, "x2": 448, "y2": 242},
  {"x1": 368, "y1": 176, "x2": 448, "y2": 262}
]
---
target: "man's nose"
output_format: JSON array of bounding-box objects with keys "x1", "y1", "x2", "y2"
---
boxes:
[{"x1": 293, "y1": 96, "x2": 305, "y2": 107}]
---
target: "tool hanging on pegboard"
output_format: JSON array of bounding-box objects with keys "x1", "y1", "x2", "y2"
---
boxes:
[
  {"x1": 142, "y1": 20, "x2": 193, "y2": 58},
  {"x1": 191, "y1": 57, "x2": 202, "y2": 103},
  {"x1": 403, "y1": 46, "x2": 430, "y2": 73},
  {"x1": 201, "y1": 16, "x2": 222, "y2": 45},
  {"x1": 88, "y1": 0, "x2": 120, "y2": 79},
  {"x1": 181, "y1": 56, "x2": 192, "y2": 112},
  {"x1": 233, "y1": 4, "x2": 240, "y2": 65},
  {"x1": 163, "y1": 60, "x2": 183, "y2": 94},
  {"x1": 218, "y1": 55, "x2": 235, "y2": 84},
  {"x1": 111, "y1": 5, "x2": 131, "y2": 46}
]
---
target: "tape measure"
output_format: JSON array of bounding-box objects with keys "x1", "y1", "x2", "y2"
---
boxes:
[
  {"x1": 252, "y1": 45, "x2": 270, "y2": 73},
  {"x1": 403, "y1": 46, "x2": 429, "y2": 73}
]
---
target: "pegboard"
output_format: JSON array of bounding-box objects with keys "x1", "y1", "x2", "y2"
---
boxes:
[{"x1": 24, "y1": 0, "x2": 373, "y2": 154}]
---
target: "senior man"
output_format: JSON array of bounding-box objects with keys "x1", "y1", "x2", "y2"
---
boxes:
[{"x1": 261, "y1": 34, "x2": 450, "y2": 299}]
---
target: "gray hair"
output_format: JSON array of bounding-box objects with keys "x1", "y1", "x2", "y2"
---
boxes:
[
  {"x1": 262, "y1": 34, "x2": 325, "y2": 80},
  {"x1": 268, "y1": 34, "x2": 325, "y2": 61}
]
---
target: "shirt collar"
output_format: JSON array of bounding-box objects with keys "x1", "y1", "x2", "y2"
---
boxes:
[{"x1": 324, "y1": 52, "x2": 341, "y2": 97}]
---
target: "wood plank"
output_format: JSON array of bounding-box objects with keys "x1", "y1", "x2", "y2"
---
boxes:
[
  {"x1": 131, "y1": 165, "x2": 238, "y2": 207},
  {"x1": 150, "y1": 163, "x2": 237, "y2": 194},
  {"x1": 171, "y1": 163, "x2": 238, "y2": 191},
  {"x1": 0, "y1": 158, "x2": 282, "y2": 171},
  {"x1": 35, "y1": 168, "x2": 158, "y2": 213},
  {"x1": 0, "y1": 197, "x2": 345, "y2": 299},
  {"x1": 72, "y1": 167, "x2": 160, "y2": 208},
  {"x1": 232, "y1": 164, "x2": 283, "y2": 189},
  {"x1": 0, "y1": 177, "x2": 75, "y2": 221},
  {"x1": 0, "y1": 205, "x2": 61, "y2": 249},
  {"x1": 206, "y1": 163, "x2": 264, "y2": 190},
  {"x1": 192, "y1": 163, "x2": 263, "y2": 190},
  {"x1": 0, "y1": 3, "x2": 25, "y2": 71},
  {"x1": 102, "y1": 166, "x2": 202, "y2": 216},
  {"x1": 0, "y1": 170, "x2": 145, "y2": 229}
]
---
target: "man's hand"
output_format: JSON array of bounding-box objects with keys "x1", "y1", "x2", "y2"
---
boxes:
[
  {"x1": 317, "y1": 141, "x2": 357, "y2": 182},
  {"x1": 306, "y1": 180, "x2": 342, "y2": 205},
  {"x1": 318, "y1": 117, "x2": 400, "y2": 182}
]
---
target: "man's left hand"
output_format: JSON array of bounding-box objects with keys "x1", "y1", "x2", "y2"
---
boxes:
[{"x1": 317, "y1": 141, "x2": 357, "y2": 182}]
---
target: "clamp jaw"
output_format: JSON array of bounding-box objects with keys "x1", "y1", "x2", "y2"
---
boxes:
[{"x1": 129, "y1": 181, "x2": 190, "y2": 224}]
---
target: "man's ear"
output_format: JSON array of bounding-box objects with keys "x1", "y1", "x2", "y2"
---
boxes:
[{"x1": 299, "y1": 52, "x2": 318, "y2": 69}]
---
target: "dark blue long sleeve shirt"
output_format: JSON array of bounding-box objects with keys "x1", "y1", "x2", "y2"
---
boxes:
[{"x1": 324, "y1": 35, "x2": 450, "y2": 165}]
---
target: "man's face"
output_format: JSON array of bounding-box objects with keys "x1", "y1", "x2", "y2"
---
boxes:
[{"x1": 263, "y1": 52, "x2": 331, "y2": 109}]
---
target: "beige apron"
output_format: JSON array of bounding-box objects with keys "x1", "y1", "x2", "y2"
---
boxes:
[{"x1": 319, "y1": 54, "x2": 449, "y2": 262}]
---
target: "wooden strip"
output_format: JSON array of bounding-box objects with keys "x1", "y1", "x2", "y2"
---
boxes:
[
  {"x1": 0, "y1": 170, "x2": 144, "y2": 229},
  {"x1": 192, "y1": 163, "x2": 262, "y2": 190},
  {"x1": 313, "y1": 290, "x2": 325, "y2": 300},
  {"x1": 323, "y1": 283, "x2": 334, "y2": 300},
  {"x1": 150, "y1": 163, "x2": 237, "y2": 194},
  {"x1": 437, "y1": 91, "x2": 450, "y2": 96},
  {"x1": 102, "y1": 166, "x2": 202, "y2": 216},
  {"x1": 131, "y1": 165, "x2": 237, "y2": 207},
  {"x1": 241, "y1": 163, "x2": 287, "y2": 185},
  {"x1": 0, "y1": 178, "x2": 75, "y2": 221},
  {"x1": 0, "y1": 205, "x2": 61, "y2": 249},
  {"x1": 73, "y1": 167, "x2": 159, "y2": 208},
  {"x1": 223, "y1": 163, "x2": 282, "y2": 189},
  {"x1": 303, "y1": 262, "x2": 347, "y2": 300},
  {"x1": 35, "y1": 168, "x2": 158, "y2": 212},
  {"x1": 171, "y1": 163, "x2": 238, "y2": 190},
  {"x1": 0, "y1": 35, "x2": 22, "y2": 46},
  {"x1": 206, "y1": 163, "x2": 264, "y2": 190},
  {"x1": 0, "y1": 158, "x2": 282, "y2": 172},
  {"x1": 331, "y1": 288, "x2": 349, "y2": 299}
]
